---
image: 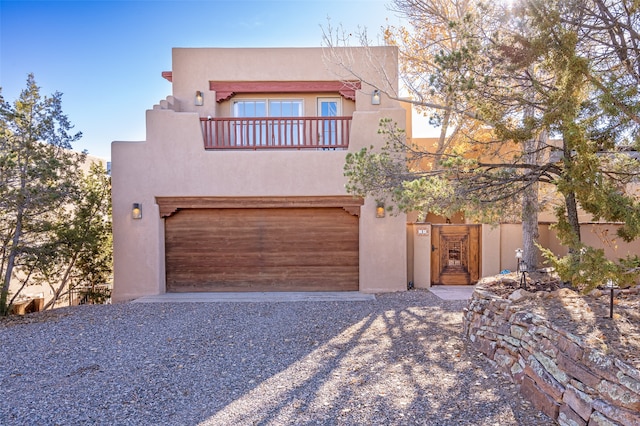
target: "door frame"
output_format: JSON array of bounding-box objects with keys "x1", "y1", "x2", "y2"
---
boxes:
[
  {"x1": 157, "y1": 196, "x2": 365, "y2": 293},
  {"x1": 431, "y1": 224, "x2": 481, "y2": 285},
  {"x1": 317, "y1": 97, "x2": 342, "y2": 147}
]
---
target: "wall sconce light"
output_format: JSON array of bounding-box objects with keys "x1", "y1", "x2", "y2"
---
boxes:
[
  {"x1": 132, "y1": 203, "x2": 142, "y2": 219},
  {"x1": 195, "y1": 91, "x2": 204, "y2": 106},
  {"x1": 376, "y1": 202, "x2": 385, "y2": 218},
  {"x1": 371, "y1": 89, "x2": 381, "y2": 105}
]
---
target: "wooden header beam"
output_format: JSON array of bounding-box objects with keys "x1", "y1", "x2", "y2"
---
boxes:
[{"x1": 156, "y1": 196, "x2": 364, "y2": 218}]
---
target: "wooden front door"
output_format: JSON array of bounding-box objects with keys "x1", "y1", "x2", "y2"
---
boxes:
[{"x1": 431, "y1": 224, "x2": 481, "y2": 285}]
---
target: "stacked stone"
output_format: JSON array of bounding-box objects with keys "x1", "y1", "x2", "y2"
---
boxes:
[{"x1": 463, "y1": 282, "x2": 640, "y2": 426}]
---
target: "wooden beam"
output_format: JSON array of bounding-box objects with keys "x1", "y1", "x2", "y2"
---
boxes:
[
  {"x1": 209, "y1": 80, "x2": 361, "y2": 102},
  {"x1": 156, "y1": 196, "x2": 364, "y2": 218}
]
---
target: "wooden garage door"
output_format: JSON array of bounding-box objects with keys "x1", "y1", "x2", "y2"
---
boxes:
[{"x1": 165, "y1": 207, "x2": 359, "y2": 292}]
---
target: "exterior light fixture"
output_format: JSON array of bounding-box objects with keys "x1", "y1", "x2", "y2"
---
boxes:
[
  {"x1": 376, "y1": 202, "x2": 385, "y2": 218},
  {"x1": 515, "y1": 248, "x2": 523, "y2": 273},
  {"x1": 371, "y1": 89, "x2": 381, "y2": 105},
  {"x1": 195, "y1": 91, "x2": 204, "y2": 106},
  {"x1": 605, "y1": 279, "x2": 619, "y2": 319},
  {"x1": 519, "y1": 261, "x2": 528, "y2": 290},
  {"x1": 132, "y1": 203, "x2": 142, "y2": 219}
]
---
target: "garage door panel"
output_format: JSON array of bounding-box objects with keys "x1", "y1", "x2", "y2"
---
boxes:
[
  {"x1": 167, "y1": 269, "x2": 359, "y2": 291},
  {"x1": 166, "y1": 254, "x2": 358, "y2": 270},
  {"x1": 165, "y1": 207, "x2": 359, "y2": 292},
  {"x1": 168, "y1": 266, "x2": 358, "y2": 283},
  {"x1": 166, "y1": 244, "x2": 359, "y2": 261}
]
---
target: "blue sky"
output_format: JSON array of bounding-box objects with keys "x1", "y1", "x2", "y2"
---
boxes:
[{"x1": 1, "y1": 0, "x2": 402, "y2": 159}]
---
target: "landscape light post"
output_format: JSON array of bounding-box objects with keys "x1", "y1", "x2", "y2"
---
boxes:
[
  {"x1": 605, "y1": 279, "x2": 618, "y2": 319},
  {"x1": 515, "y1": 249, "x2": 527, "y2": 290}
]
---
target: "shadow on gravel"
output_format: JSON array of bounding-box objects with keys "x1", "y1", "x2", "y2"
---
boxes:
[
  {"x1": 0, "y1": 291, "x2": 548, "y2": 425},
  {"x1": 193, "y1": 292, "x2": 547, "y2": 426}
]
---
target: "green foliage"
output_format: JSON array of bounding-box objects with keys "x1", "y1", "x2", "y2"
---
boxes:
[
  {"x1": 37, "y1": 162, "x2": 113, "y2": 310},
  {"x1": 344, "y1": 119, "x2": 411, "y2": 203},
  {"x1": 71, "y1": 163, "x2": 112, "y2": 291},
  {"x1": 343, "y1": 119, "x2": 523, "y2": 223},
  {"x1": 396, "y1": 176, "x2": 458, "y2": 221},
  {"x1": 541, "y1": 245, "x2": 639, "y2": 293},
  {"x1": 0, "y1": 74, "x2": 112, "y2": 315},
  {"x1": 345, "y1": 0, "x2": 640, "y2": 291}
]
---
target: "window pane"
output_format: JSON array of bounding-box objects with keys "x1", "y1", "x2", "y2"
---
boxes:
[
  {"x1": 271, "y1": 102, "x2": 282, "y2": 116},
  {"x1": 319, "y1": 100, "x2": 340, "y2": 147},
  {"x1": 232, "y1": 100, "x2": 302, "y2": 147},
  {"x1": 268, "y1": 100, "x2": 302, "y2": 146},
  {"x1": 269, "y1": 100, "x2": 302, "y2": 117},
  {"x1": 232, "y1": 101, "x2": 267, "y2": 146},
  {"x1": 321, "y1": 101, "x2": 338, "y2": 117},
  {"x1": 234, "y1": 101, "x2": 266, "y2": 117},
  {"x1": 290, "y1": 101, "x2": 302, "y2": 116}
]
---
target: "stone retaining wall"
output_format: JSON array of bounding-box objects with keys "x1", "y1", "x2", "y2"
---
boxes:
[{"x1": 463, "y1": 286, "x2": 640, "y2": 426}]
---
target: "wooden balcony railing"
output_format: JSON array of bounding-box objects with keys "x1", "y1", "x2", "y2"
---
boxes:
[{"x1": 200, "y1": 116, "x2": 352, "y2": 150}]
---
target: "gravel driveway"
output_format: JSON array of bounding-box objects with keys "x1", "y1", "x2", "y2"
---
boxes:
[{"x1": 0, "y1": 290, "x2": 552, "y2": 425}]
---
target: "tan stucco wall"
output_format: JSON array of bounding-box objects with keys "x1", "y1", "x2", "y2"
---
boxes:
[
  {"x1": 499, "y1": 223, "x2": 556, "y2": 271},
  {"x1": 495, "y1": 222, "x2": 640, "y2": 273},
  {"x1": 409, "y1": 223, "x2": 432, "y2": 288},
  {"x1": 482, "y1": 224, "x2": 502, "y2": 276},
  {"x1": 547, "y1": 223, "x2": 640, "y2": 261},
  {"x1": 112, "y1": 47, "x2": 406, "y2": 301},
  {"x1": 171, "y1": 47, "x2": 394, "y2": 117},
  {"x1": 499, "y1": 224, "x2": 523, "y2": 272}
]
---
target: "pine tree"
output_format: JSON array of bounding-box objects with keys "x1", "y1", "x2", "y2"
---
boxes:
[{"x1": 0, "y1": 74, "x2": 87, "y2": 314}]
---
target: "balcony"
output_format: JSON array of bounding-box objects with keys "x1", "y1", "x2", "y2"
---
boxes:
[{"x1": 200, "y1": 116, "x2": 352, "y2": 150}]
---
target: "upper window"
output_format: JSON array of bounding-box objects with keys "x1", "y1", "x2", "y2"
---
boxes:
[
  {"x1": 233, "y1": 100, "x2": 266, "y2": 117},
  {"x1": 269, "y1": 100, "x2": 303, "y2": 117},
  {"x1": 231, "y1": 99, "x2": 304, "y2": 146},
  {"x1": 233, "y1": 99, "x2": 302, "y2": 117}
]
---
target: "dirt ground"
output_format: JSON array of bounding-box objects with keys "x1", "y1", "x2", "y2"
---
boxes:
[{"x1": 479, "y1": 273, "x2": 640, "y2": 371}]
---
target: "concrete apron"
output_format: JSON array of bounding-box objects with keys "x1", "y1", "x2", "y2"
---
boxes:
[
  {"x1": 131, "y1": 291, "x2": 376, "y2": 303},
  {"x1": 130, "y1": 286, "x2": 475, "y2": 303},
  {"x1": 428, "y1": 285, "x2": 476, "y2": 301}
]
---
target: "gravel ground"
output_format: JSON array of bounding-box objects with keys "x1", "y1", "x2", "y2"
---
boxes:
[{"x1": 0, "y1": 290, "x2": 553, "y2": 425}]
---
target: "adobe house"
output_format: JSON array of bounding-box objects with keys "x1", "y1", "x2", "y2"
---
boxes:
[
  {"x1": 111, "y1": 47, "x2": 640, "y2": 302},
  {"x1": 111, "y1": 47, "x2": 409, "y2": 302}
]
